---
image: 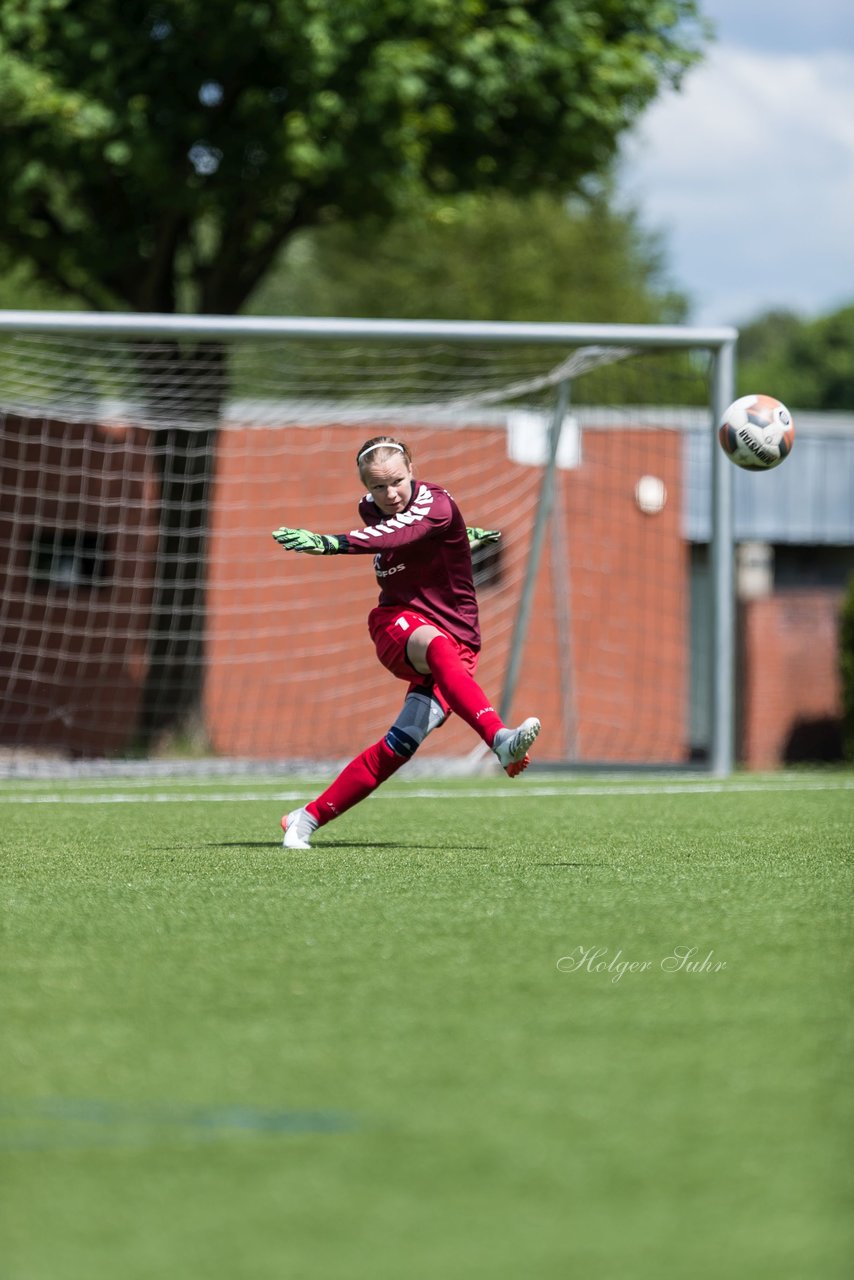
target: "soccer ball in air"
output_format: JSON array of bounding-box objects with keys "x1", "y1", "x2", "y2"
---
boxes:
[{"x1": 718, "y1": 394, "x2": 795, "y2": 471}]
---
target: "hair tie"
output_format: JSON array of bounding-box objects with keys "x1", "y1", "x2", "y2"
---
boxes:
[{"x1": 357, "y1": 442, "x2": 406, "y2": 464}]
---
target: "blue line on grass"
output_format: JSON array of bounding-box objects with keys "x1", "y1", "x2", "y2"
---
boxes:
[{"x1": 0, "y1": 1097, "x2": 357, "y2": 1151}]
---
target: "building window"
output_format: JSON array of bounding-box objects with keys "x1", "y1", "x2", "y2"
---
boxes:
[{"x1": 30, "y1": 528, "x2": 110, "y2": 590}]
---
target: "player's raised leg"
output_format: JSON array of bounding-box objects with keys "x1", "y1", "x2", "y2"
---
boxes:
[{"x1": 408, "y1": 627, "x2": 540, "y2": 776}]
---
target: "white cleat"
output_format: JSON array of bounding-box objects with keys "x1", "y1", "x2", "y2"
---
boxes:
[
  {"x1": 492, "y1": 717, "x2": 541, "y2": 777},
  {"x1": 281, "y1": 807, "x2": 318, "y2": 849}
]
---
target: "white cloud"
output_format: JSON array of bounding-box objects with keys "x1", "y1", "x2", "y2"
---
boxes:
[{"x1": 621, "y1": 45, "x2": 854, "y2": 325}]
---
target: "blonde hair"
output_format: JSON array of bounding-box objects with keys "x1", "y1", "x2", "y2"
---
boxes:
[{"x1": 356, "y1": 436, "x2": 412, "y2": 472}]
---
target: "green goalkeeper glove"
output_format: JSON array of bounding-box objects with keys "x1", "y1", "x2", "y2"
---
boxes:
[
  {"x1": 272, "y1": 527, "x2": 345, "y2": 554},
  {"x1": 466, "y1": 527, "x2": 502, "y2": 550}
]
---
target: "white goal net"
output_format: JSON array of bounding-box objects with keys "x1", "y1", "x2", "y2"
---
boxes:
[{"x1": 0, "y1": 314, "x2": 736, "y2": 774}]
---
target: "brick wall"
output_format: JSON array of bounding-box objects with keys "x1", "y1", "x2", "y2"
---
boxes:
[
  {"x1": 0, "y1": 416, "x2": 159, "y2": 755},
  {"x1": 559, "y1": 429, "x2": 687, "y2": 761},
  {"x1": 204, "y1": 421, "x2": 689, "y2": 763},
  {"x1": 739, "y1": 588, "x2": 844, "y2": 768}
]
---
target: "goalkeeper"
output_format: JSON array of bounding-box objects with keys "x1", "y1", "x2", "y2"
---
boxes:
[{"x1": 272, "y1": 435, "x2": 540, "y2": 849}]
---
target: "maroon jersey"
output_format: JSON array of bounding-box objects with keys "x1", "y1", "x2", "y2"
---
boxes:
[{"x1": 336, "y1": 479, "x2": 481, "y2": 652}]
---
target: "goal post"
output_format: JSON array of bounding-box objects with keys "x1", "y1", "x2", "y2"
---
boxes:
[{"x1": 0, "y1": 310, "x2": 737, "y2": 775}]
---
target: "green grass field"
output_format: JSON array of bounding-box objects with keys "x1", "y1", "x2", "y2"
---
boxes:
[{"x1": 2, "y1": 769, "x2": 852, "y2": 1280}]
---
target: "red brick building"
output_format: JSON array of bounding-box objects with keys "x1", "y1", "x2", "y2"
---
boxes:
[
  {"x1": 0, "y1": 415, "x2": 159, "y2": 755},
  {"x1": 203, "y1": 419, "x2": 689, "y2": 763},
  {"x1": 1, "y1": 409, "x2": 850, "y2": 767}
]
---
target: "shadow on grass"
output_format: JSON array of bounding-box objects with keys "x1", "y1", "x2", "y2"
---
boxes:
[
  {"x1": 536, "y1": 861, "x2": 605, "y2": 868},
  {"x1": 203, "y1": 841, "x2": 492, "y2": 851}
]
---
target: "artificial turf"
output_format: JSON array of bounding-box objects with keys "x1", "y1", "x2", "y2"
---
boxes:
[{"x1": 1, "y1": 771, "x2": 852, "y2": 1279}]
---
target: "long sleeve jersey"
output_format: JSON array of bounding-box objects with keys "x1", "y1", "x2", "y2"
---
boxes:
[{"x1": 336, "y1": 479, "x2": 481, "y2": 652}]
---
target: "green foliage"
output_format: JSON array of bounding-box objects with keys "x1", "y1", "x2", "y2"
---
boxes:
[
  {"x1": 0, "y1": 0, "x2": 706, "y2": 314},
  {"x1": 242, "y1": 191, "x2": 705, "y2": 410},
  {"x1": 250, "y1": 190, "x2": 688, "y2": 323},
  {"x1": 737, "y1": 303, "x2": 854, "y2": 410},
  {"x1": 841, "y1": 575, "x2": 854, "y2": 762},
  {"x1": 0, "y1": 252, "x2": 80, "y2": 311}
]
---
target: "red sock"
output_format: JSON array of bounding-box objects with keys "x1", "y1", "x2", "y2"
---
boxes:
[
  {"x1": 425, "y1": 634, "x2": 504, "y2": 746},
  {"x1": 307, "y1": 737, "x2": 405, "y2": 828}
]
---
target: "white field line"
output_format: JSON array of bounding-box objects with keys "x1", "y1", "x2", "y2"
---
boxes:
[{"x1": 1, "y1": 779, "x2": 853, "y2": 805}]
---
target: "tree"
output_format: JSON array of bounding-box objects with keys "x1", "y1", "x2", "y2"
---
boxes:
[
  {"x1": 0, "y1": 0, "x2": 706, "y2": 746},
  {"x1": 0, "y1": 0, "x2": 705, "y2": 314},
  {"x1": 250, "y1": 189, "x2": 687, "y2": 325},
  {"x1": 737, "y1": 304, "x2": 854, "y2": 410}
]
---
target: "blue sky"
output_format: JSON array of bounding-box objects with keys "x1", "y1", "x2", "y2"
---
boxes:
[{"x1": 620, "y1": 0, "x2": 854, "y2": 326}]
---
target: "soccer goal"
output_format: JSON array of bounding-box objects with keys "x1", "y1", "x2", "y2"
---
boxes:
[{"x1": 0, "y1": 311, "x2": 737, "y2": 775}]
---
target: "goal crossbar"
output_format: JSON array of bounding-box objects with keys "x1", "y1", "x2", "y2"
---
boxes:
[{"x1": 0, "y1": 309, "x2": 737, "y2": 350}]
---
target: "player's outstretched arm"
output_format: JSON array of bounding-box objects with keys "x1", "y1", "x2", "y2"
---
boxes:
[
  {"x1": 272, "y1": 527, "x2": 348, "y2": 555},
  {"x1": 466, "y1": 527, "x2": 502, "y2": 550}
]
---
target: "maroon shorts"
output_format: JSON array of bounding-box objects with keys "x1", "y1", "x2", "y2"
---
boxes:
[{"x1": 368, "y1": 605, "x2": 478, "y2": 711}]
